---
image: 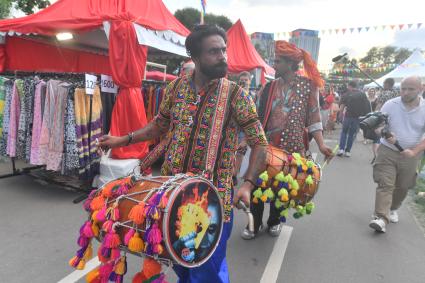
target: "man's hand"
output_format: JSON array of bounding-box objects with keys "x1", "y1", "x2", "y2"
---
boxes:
[
  {"x1": 319, "y1": 144, "x2": 334, "y2": 163},
  {"x1": 97, "y1": 135, "x2": 127, "y2": 155},
  {"x1": 384, "y1": 132, "x2": 397, "y2": 145},
  {"x1": 401, "y1": 149, "x2": 418, "y2": 158},
  {"x1": 234, "y1": 181, "x2": 254, "y2": 208}
]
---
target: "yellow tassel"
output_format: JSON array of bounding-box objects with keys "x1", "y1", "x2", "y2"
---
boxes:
[
  {"x1": 91, "y1": 211, "x2": 99, "y2": 223},
  {"x1": 68, "y1": 256, "x2": 79, "y2": 268},
  {"x1": 128, "y1": 232, "x2": 144, "y2": 253},
  {"x1": 91, "y1": 223, "x2": 99, "y2": 237},
  {"x1": 260, "y1": 195, "x2": 268, "y2": 202},
  {"x1": 84, "y1": 244, "x2": 93, "y2": 260},
  {"x1": 273, "y1": 180, "x2": 279, "y2": 187},
  {"x1": 290, "y1": 189, "x2": 298, "y2": 197},
  {"x1": 86, "y1": 267, "x2": 100, "y2": 283},
  {"x1": 77, "y1": 259, "x2": 86, "y2": 270},
  {"x1": 114, "y1": 256, "x2": 126, "y2": 275},
  {"x1": 253, "y1": 197, "x2": 259, "y2": 204},
  {"x1": 281, "y1": 195, "x2": 289, "y2": 202}
]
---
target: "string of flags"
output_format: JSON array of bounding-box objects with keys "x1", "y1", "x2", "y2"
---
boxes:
[
  {"x1": 274, "y1": 23, "x2": 423, "y2": 39},
  {"x1": 321, "y1": 62, "x2": 425, "y2": 75}
]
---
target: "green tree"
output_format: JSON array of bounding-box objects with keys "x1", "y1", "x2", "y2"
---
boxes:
[
  {"x1": 174, "y1": 7, "x2": 233, "y2": 31},
  {"x1": 0, "y1": 0, "x2": 13, "y2": 19},
  {"x1": 15, "y1": 0, "x2": 50, "y2": 15}
]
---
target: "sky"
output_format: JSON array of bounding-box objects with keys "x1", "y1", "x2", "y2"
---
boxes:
[{"x1": 163, "y1": 0, "x2": 425, "y2": 71}]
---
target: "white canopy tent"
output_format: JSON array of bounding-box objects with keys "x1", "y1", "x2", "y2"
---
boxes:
[{"x1": 365, "y1": 50, "x2": 425, "y2": 88}]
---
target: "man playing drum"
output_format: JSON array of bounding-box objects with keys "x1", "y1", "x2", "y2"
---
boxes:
[
  {"x1": 98, "y1": 25, "x2": 268, "y2": 283},
  {"x1": 242, "y1": 41, "x2": 333, "y2": 239}
]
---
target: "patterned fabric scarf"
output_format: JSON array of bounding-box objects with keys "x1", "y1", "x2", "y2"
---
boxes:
[{"x1": 74, "y1": 87, "x2": 103, "y2": 180}]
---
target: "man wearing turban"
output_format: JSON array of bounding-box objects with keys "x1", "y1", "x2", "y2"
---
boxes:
[{"x1": 241, "y1": 41, "x2": 334, "y2": 239}]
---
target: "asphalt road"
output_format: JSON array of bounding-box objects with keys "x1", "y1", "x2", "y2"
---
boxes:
[{"x1": 1, "y1": 130, "x2": 424, "y2": 283}]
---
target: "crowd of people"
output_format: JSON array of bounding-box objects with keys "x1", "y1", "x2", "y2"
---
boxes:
[{"x1": 97, "y1": 24, "x2": 425, "y2": 283}]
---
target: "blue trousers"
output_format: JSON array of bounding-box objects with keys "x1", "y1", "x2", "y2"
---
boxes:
[
  {"x1": 173, "y1": 213, "x2": 233, "y2": 283},
  {"x1": 339, "y1": 117, "x2": 359, "y2": 152}
]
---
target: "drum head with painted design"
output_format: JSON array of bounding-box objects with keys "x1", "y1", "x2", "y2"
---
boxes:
[{"x1": 164, "y1": 177, "x2": 223, "y2": 268}]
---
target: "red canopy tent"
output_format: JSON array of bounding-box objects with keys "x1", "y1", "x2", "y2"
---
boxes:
[
  {"x1": 227, "y1": 19, "x2": 275, "y2": 84},
  {"x1": 0, "y1": 0, "x2": 189, "y2": 159}
]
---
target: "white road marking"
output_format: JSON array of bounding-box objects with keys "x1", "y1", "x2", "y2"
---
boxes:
[
  {"x1": 260, "y1": 225, "x2": 293, "y2": 283},
  {"x1": 57, "y1": 258, "x2": 100, "y2": 283}
]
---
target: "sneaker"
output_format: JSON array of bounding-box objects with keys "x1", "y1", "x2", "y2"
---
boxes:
[
  {"x1": 344, "y1": 152, "x2": 351, "y2": 157},
  {"x1": 241, "y1": 224, "x2": 263, "y2": 240},
  {"x1": 268, "y1": 224, "x2": 282, "y2": 237},
  {"x1": 389, "y1": 210, "x2": 399, "y2": 223},
  {"x1": 337, "y1": 149, "x2": 344, "y2": 157},
  {"x1": 369, "y1": 217, "x2": 386, "y2": 232}
]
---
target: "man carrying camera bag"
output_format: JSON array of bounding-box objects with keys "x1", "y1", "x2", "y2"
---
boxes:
[{"x1": 369, "y1": 76, "x2": 425, "y2": 233}]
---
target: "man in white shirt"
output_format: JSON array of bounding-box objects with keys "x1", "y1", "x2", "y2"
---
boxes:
[{"x1": 369, "y1": 76, "x2": 425, "y2": 233}]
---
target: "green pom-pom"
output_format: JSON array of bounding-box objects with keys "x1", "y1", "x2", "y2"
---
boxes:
[
  {"x1": 280, "y1": 208, "x2": 289, "y2": 217},
  {"x1": 296, "y1": 205, "x2": 304, "y2": 213},
  {"x1": 293, "y1": 212, "x2": 301, "y2": 219},
  {"x1": 278, "y1": 188, "x2": 288, "y2": 197},
  {"x1": 306, "y1": 160, "x2": 315, "y2": 168},
  {"x1": 275, "y1": 198, "x2": 283, "y2": 209},
  {"x1": 289, "y1": 200, "x2": 296, "y2": 208},
  {"x1": 292, "y1": 153, "x2": 302, "y2": 160},
  {"x1": 263, "y1": 188, "x2": 275, "y2": 201},
  {"x1": 253, "y1": 188, "x2": 263, "y2": 199},
  {"x1": 275, "y1": 172, "x2": 285, "y2": 182},
  {"x1": 305, "y1": 175, "x2": 314, "y2": 185},
  {"x1": 290, "y1": 180, "x2": 299, "y2": 190},
  {"x1": 306, "y1": 202, "x2": 315, "y2": 214},
  {"x1": 259, "y1": 171, "x2": 269, "y2": 182}
]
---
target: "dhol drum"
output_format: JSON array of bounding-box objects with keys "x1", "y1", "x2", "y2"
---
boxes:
[
  {"x1": 252, "y1": 145, "x2": 322, "y2": 220},
  {"x1": 73, "y1": 173, "x2": 224, "y2": 271}
]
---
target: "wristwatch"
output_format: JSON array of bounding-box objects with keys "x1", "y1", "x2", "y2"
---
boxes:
[{"x1": 126, "y1": 132, "x2": 134, "y2": 146}]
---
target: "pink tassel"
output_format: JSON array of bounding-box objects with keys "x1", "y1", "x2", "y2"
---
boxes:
[
  {"x1": 99, "y1": 262, "x2": 114, "y2": 282},
  {"x1": 147, "y1": 223, "x2": 162, "y2": 245},
  {"x1": 96, "y1": 206, "x2": 107, "y2": 222},
  {"x1": 102, "y1": 220, "x2": 114, "y2": 233},
  {"x1": 104, "y1": 231, "x2": 121, "y2": 248},
  {"x1": 111, "y1": 248, "x2": 121, "y2": 260},
  {"x1": 78, "y1": 235, "x2": 89, "y2": 247},
  {"x1": 83, "y1": 221, "x2": 94, "y2": 238},
  {"x1": 124, "y1": 229, "x2": 135, "y2": 246}
]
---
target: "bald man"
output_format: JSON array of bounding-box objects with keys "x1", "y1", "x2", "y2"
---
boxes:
[{"x1": 369, "y1": 76, "x2": 425, "y2": 233}]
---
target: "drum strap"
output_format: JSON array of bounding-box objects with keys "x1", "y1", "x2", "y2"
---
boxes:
[{"x1": 205, "y1": 78, "x2": 231, "y2": 178}]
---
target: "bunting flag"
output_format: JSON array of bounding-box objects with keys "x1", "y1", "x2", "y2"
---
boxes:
[{"x1": 272, "y1": 22, "x2": 424, "y2": 37}]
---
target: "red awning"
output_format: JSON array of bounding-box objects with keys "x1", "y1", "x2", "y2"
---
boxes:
[
  {"x1": 227, "y1": 20, "x2": 275, "y2": 81},
  {"x1": 0, "y1": 0, "x2": 190, "y2": 160},
  {"x1": 0, "y1": 0, "x2": 189, "y2": 36}
]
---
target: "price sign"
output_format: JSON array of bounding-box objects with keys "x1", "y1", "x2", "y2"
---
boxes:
[
  {"x1": 101, "y1": 74, "x2": 118, "y2": 94},
  {"x1": 85, "y1": 74, "x2": 97, "y2": 95}
]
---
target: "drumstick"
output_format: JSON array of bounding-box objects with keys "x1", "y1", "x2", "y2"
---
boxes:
[{"x1": 321, "y1": 144, "x2": 339, "y2": 170}]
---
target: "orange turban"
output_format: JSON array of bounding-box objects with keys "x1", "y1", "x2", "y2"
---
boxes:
[{"x1": 275, "y1": 40, "x2": 324, "y2": 89}]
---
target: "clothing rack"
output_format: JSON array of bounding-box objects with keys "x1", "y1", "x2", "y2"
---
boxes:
[{"x1": 0, "y1": 71, "x2": 99, "y2": 198}]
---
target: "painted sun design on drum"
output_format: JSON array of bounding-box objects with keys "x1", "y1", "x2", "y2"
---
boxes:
[{"x1": 175, "y1": 184, "x2": 210, "y2": 251}]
